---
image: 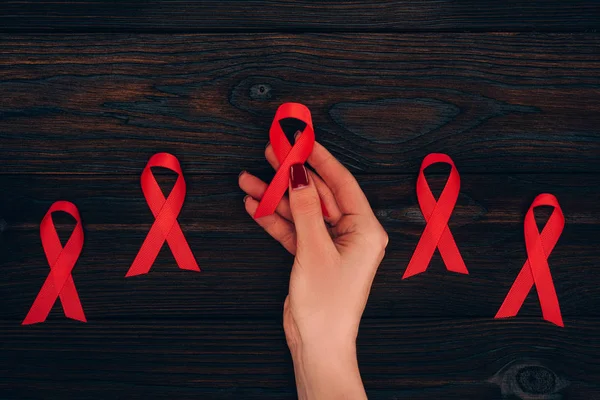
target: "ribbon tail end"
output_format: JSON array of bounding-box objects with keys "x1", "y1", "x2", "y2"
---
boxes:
[
  {"x1": 544, "y1": 314, "x2": 564, "y2": 328},
  {"x1": 253, "y1": 210, "x2": 270, "y2": 219},
  {"x1": 446, "y1": 262, "x2": 469, "y2": 275},
  {"x1": 22, "y1": 308, "x2": 47, "y2": 325},
  {"x1": 181, "y1": 265, "x2": 201, "y2": 272},
  {"x1": 401, "y1": 270, "x2": 420, "y2": 280},
  {"x1": 70, "y1": 315, "x2": 87, "y2": 323},
  {"x1": 320, "y1": 201, "x2": 329, "y2": 218},
  {"x1": 551, "y1": 320, "x2": 565, "y2": 328},
  {"x1": 494, "y1": 308, "x2": 517, "y2": 320},
  {"x1": 125, "y1": 270, "x2": 145, "y2": 278}
]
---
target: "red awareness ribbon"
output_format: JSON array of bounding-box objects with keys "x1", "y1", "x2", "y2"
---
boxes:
[
  {"x1": 23, "y1": 201, "x2": 86, "y2": 325},
  {"x1": 495, "y1": 193, "x2": 565, "y2": 327},
  {"x1": 403, "y1": 153, "x2": 469, "y2": 279},
  {"x1": 254, "y1": 103, "x2": 327, "y2": 218},
  {"x1": 126, "y1": 153, "x2": 200, "y2": 277}
]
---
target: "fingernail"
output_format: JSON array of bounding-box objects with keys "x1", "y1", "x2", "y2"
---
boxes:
[
  {"x1": 238, "y1": 170, "x2": 246, "y2": 178},
  {"x1": 265, "y1": 141, "x2": 270, "y2": 149},
  {"x1": 243, "y1": 195, "x2": 251, "y2": 203},
  {"x1": 294, "y1": 130, "x2": 302, "y2": 140},
  {"x1": 290, "y1": 163, "x2": 309, "y2": 190}
]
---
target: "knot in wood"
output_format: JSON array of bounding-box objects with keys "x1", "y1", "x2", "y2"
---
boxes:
[
  {"x1": 489, "y1": 359, "x2": 569, "y2": 399},
  {"x1": 249, "y1": 83, "x2": 272, "y2": 100},
  {"x1": 516, "y1": 366, "x2": 556, "y2": 395}
]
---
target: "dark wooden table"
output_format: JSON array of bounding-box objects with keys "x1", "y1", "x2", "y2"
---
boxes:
[{"x1": 1, "y1": 2, "x2": 600, "y2": 399}]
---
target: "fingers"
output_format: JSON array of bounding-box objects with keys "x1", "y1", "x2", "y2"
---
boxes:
[
  {"x1": 238, "y1": 170, "x2": 293, "y2": 221},
  {"x1": 243, "y1": 195, "x2": 297, "y2": 255},
  {"x1": 288, "y1": 164, "x2": 333, "y2": 251},
  {"x1": 306, "y1": 140, "x2": 373, "y2": 216},
  {"x1": 266, "y1": 142, "x2": 343, "y2": 225}
]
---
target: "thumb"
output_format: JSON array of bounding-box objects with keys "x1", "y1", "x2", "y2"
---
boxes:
[{"x1": 289, "y1": 163, "x2": 331, "y2": 248}]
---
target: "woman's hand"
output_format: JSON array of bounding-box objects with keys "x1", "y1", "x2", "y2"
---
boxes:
[{"x1": 239, "y1": 135, "x2": 388, "y2": 399}]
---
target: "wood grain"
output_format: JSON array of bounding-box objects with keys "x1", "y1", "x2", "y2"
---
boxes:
[
  {"x1": 2, "y1": 173, "x2": 599, "y2": 227},
  {"x1": 0, "y1": 1, "x2": 599, "y2": 33},
  {"x1": 1, "y1": 34, "x2": 600, "y2": 174},
  {"x1": 1, "y1": 174, "x2": 598, "y2": 320},
  {"x1": 2, "y1": 6, "x2": 600, "y2": 398},
  {"x1": 1, "y1": 319, "x2": 599, "y2": 399},
  {"x1": 3, "y1": 230, "x2": 597, "y2": 320}
]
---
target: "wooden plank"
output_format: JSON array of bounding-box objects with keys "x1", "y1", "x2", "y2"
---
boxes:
[
  {"x1": 2, "y1": 173, "x2": 599, "y2": 226},
  {"x1": 3, "y1": 230, "x2": 597, "y2": 320},
  {"x1": 1, "y1": 34, "x2": 600, "y2": 174},
  {"x1": 0, "y1": 1, "x2": 598, "y2": 33},
  {"x1": 1, "y1": 319, "x2": 599, "y2": 399},
  {"x1": 2, "y1": 174, "x2": 598, "y2": 319}
]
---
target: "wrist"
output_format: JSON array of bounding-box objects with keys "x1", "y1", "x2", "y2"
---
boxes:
[
  {"x1": 290, "y1": 340, "x2": 365, "y2": 400},
  {"x1": 287, "y1": 330, "x2": 357, "y2": 365},
  {"x1": 295, "y1": 337, "x2": 357, "y2": 362}
]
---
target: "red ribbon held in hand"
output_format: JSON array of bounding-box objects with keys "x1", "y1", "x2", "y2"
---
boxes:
[
  {"x1": 403, "y1": 153, "x2": 469, "y2": 279},
  {"x1": 495, "y1": 194, "x2": 565, "y2": 327},
  {"x1": 126, "y1": 153, "x2": 200, "y2": 277},
  {"x1": 254, "y1": 103, "x2": 327, "y2": 218},
  {"x1": 23, "y1": 201, "x2": 86, "y2": 325}
]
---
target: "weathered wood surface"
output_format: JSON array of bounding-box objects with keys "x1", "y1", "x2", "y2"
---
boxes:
[
  {"x1": 3, "y1": 173, "x2": 599, "y2": 226},
  {"x1": 1, "y1": 319, "x2": 599, "y2": 399},
  {"x1": 1, "y1": 174, "x2": 599, "y2": 320},
  {"x1": 1, "y1": 1, "x2": 599, "y2": 32},
  {"x1": 2, "y1": 5, "x2": 600, "y2": 399},
  {"x1": 1, "y1": 34, "x2": 600, "y2": 174}
]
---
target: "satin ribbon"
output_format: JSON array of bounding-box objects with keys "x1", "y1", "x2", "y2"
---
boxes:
[
  {"x1": 126, "y1": 153, "x2": 200, "y2": 277},
  {"x1": 495, "y1": 193, "x2": 565, "y2": 327},
  {"x1": 23, "y1": 201, "x2": 86, "y2": 325},
  {"x1": 254, "y1": 103, "x2": 327, "y2": 218},
  {"x1": 403, "y1": 153, "x2": 469, "y2": 279}
]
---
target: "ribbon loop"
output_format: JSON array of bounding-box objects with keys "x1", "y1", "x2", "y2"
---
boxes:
[
  {"x1": 254, "y1": 103, "x2": 326, "y2": 218},
  {"x1": 495, "y1": 193, "x2": 565, "y2": 327},
  {"x1": 126, "y1": 153, "x2": 200, "y2": 277},
  {"x1": 23, "y1": 201, "x2": 86, "y2": 325},
  {"x1": 403, "y1": 153, "x2": 468, "y2": 279}
]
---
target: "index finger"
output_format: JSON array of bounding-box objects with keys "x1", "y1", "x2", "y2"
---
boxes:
[{"x1": 306, "y1": 140, "x2": 372, "y2": 216}]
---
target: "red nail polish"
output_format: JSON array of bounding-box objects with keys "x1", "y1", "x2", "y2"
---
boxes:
[{"x1": 290, "y1": 163, "x2": 309, "y2": 190}]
